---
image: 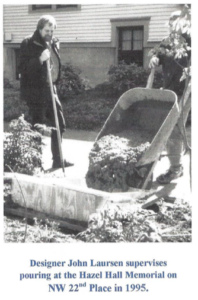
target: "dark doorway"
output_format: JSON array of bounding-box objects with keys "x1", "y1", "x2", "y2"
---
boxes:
[{"x1": 118, "y1": 26, "x2": 144, "y2": 66}]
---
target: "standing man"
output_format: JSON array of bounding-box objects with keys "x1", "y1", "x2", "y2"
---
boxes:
[
  {"x1": 149, "y1": 8, "x2": 191, "y2": 184},
  {"x1": 19, "y1": 15, "x2": 73, "y2": 169}
]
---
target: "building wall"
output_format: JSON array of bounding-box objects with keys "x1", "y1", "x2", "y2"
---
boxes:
[
  {"x1": 60, "y1": 45, "x2": 115, "y2": 86},
  {"x1": 4, "y1": 42, "x2": 157, "y2": 87},
  {"x1": 3, "y1": 4, "x2": 181, "y2": 43},
  {"x1": 4, "y1": 45, "x2": 18, "y2": 81}
]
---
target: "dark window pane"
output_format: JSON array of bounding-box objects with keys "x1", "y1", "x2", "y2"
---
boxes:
[
  {"x1": 32, "y1": 5, "x2": 52, "y2": 10},
  {"x1": 56, "y1": 5, "x2": 78, "y2": 9}
]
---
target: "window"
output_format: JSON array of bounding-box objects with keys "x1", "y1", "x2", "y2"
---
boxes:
[
  {"x1": 32, "y1": 5, "x2": 52, "y2": 11},
  {"x1": 119, "y1": 27, "x2": 144, "y2": 65},
  {"x1": 56, "y1": 5, "x2": 79, "y2": 9},
  {"x1": 29, "y1": 5, "x2": 81, "y2": 12},
  {"x1": 110, "y1": 17, "x2": 151, "y2": 67}
]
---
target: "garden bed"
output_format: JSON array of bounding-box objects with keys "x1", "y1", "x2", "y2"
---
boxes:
[{"x1": 4, "y1": 200, "x2": 192, "y2": 243}]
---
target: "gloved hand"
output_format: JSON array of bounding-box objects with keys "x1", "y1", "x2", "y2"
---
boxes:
[
  {"x1": 39, "y1": 49, "x2": 50, "y2": 63},
  {"x1": 149, "y1": 56, "x2": 159, "y2": 68}
]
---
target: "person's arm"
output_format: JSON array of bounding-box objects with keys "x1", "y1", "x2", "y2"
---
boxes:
[
  {"x1": 149, "y1": 56, "x2": 160, "y2": 69},
  {"x1": 19, "y1": 39, "x2": 43, "y2": 78},
  {"x1": 19, "y1": 39, "x2": 50, "y2": 78},
  {"x1": 149, "y1": 37, "x2": 170, "y2": 69}
]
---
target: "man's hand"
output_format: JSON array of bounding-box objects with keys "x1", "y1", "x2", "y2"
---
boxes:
[
  {"x1": 149, "y1": 56, "x2": 159, "y2": 69},
  {"x1": 39, "y1": 49, "x2": 50, "y2": 63}
]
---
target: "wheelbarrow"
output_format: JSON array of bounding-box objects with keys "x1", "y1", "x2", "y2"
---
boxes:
[{"x1": 95, "y1": 70, "x2": 190, "y2": 190}]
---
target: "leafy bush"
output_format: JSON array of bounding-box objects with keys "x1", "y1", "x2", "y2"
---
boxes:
[
  {"x1": 62, "y1": 89, "x2": 115, "y2": 130},
  {"x1": 76, "y1": 206, "x2": 160, "y2": 243},
  {"x1": 4, "y1": 87, "x2": 30, "y2": 122},
  {"x1": 57, "y1": 63, "x2": 90, "y2": 100},
  {"x1": 4, "y1": 115, "x2": 43, "y2": 175},
  {"x1": 4, "y1": 217, "x2": 80, "y2": 243},
  {"x1": 76, "y1": 206, "x2": 136, "y2": 242},
  {"x1": 108, "y1": 61, "x2": 163, "y2": 95},
  {"x1": 4, "y1": 77, "x2": 13, "y2": 89},
  {"x1": 76, "y1": 203, "x2": 192, "y2": 243}
]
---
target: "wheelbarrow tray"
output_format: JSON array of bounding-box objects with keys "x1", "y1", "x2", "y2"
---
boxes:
[{"x1": 96, "y1": 88, "x2": 180, "y2": 188}]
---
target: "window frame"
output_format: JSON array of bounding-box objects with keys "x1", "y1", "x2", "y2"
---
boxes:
[
  {"x1": 29, "y1": 5, "x2": 81, "y2": 13},
  {"x1": 110, "y1": 17, "x2": 151, "y2": 67},
  {"x1": 120, "y1": 26, "x2": 144, "y2": 52}
]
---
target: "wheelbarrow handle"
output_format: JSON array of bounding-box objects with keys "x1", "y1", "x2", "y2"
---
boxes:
[{"x1": 146, "y1": 68, "x2": 155, "y2": 89}]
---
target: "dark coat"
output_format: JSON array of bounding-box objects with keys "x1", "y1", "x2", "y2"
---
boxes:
[
  {"x1": 19, "y1": 30, "x2": 61, "y2": 107},
  {"x1": 157, "y1": 35, "x2": 191, "y2": 96}
]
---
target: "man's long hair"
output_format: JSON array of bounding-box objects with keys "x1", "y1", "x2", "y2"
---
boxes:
[{"x1": 37, "y1": 15, "x2": 57, "y2": 30}]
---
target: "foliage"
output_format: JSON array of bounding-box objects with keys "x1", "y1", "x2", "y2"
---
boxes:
[
  {"x1": 76, "y1": 206, "x2": 136, "y2": 242},
  {"x1": 57, "y1": 63, "x2": 90, "y2": 100},
  {"x1": 107, "y1": 61, "x2": 163, "y2": 94},
  {"x1": 4, "y1": 115, "x2": 43, "y2": 175},
  {"x1": 149, "y1": 4, "x2": 191, "y2": 81},
  {"x1": 4, "y1": 202, "x2": 191, "y2": 243},
  {"x1": 76, "y1": 202, "x2": 192, "y2": 243},
  {"x1": 4, "y1": 77, "x2": 13, "y2": 89},
  {"x1": 28, "y1": 218, "x2": 63, "y2": 243},
  {"x1": 108, "y1": 61, "x2": 148, "y2": 92},
  {"x1": 4, "y1": 87, "x2": 30, "y2": 122},
  {"x1": 4, "y1": 180, "x2": 12, "y2": 205},
  {"x1": 4, "y1": 217, "x2": 80, "y2": 243},
  {"x1": 62, "y1": 89, "x2": 115, "y2": 130}
]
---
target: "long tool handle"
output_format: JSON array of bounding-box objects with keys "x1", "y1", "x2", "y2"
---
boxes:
[
  {"x1": 146, "y1": 68, "x2": 155, "y2": 89},
  {"x1": 46, "y1": 60, "x2": 65, "y2": 176}
]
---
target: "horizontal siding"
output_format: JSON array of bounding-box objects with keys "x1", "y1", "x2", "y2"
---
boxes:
[{"x1": 3, "y1": 4, "x2": 180, "y2": 44}]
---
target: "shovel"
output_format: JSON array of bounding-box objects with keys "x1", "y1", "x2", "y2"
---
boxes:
[
  {"x1": 46, "y1": 59, "x2": 65, "y2": 176},
  {"x1": 146, "y1": 68, "x2": 155, "y2": 89}
]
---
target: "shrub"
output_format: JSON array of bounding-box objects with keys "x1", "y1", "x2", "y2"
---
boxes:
[
  {"x1": 57, "y1": 63, "x2": 89, "y2": 100},
  {"x1": 4, "y1": 77, "x2": 13, "y2": 89},
  {"x1": 4, "y1": 115, "x2": 43, "y2": 175},
  {"x1": 63, "y1": 96, "x2": 112, "y2": 130},
  {"x1": 4, "y1": 87, "x2": 30, "y2": 122},
  {"x1": 76, "y1": 206, "x2": 159, "y2": 243},
  {"x1": 108, "y1": 61, "x2": 163, "y2": 95},
  {"x1": 76, "y1": 203, "x2": 192, "y2": 243}
]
